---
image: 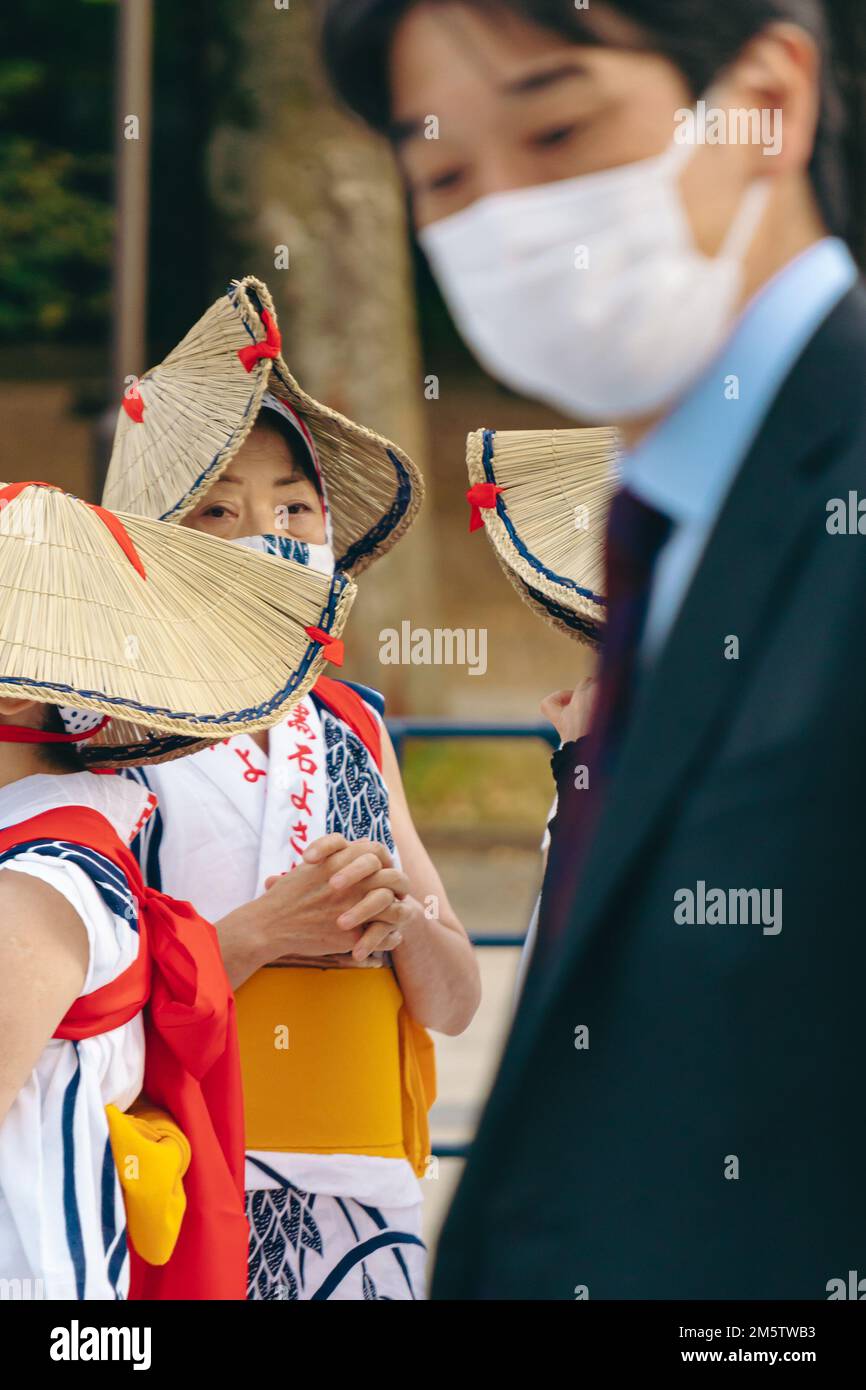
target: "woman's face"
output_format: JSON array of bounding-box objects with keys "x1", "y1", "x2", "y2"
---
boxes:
[{"x1": 181, "y1": 425, "x2": 327, "y2": 544}]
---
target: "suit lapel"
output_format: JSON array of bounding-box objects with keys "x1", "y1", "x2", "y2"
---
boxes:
[{"x1": 507, "y1": 286, "x2": 865, "y2": 1072}]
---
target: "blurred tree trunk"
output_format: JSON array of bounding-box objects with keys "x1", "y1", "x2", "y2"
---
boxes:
[{"x1": 207, "y1": 0, "x2": 439, "y2": 713}]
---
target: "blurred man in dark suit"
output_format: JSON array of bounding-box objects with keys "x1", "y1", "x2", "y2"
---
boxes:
[{"x1": 323, "y1": 0, "x2": 866, "y2": 1298}]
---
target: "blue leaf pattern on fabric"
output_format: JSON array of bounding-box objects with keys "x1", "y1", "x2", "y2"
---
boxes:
[
  {"x1": 322, "y1": 712, "x2": 395, "y2": 854},
  {"x1": 247, "y1": 1184, "x2": 323, "y2": 1300},
  {"x1": 246, "y1": 1183, "x2": 421, "y2": 1301}
]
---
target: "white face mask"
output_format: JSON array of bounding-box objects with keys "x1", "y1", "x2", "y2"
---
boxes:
[
  {"x1": 419, "y1": 132, "x2": 771, "y2": 422},
  {"x1": 232, "y1": 533, "x2": 335, "y2": 576}
]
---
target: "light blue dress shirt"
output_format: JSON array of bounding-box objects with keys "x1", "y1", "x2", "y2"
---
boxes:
[
  {"x1": 518, "y1": 239, "x2": 858, "y2": 991},
  {"x1": 620, "y1": 237, "x2": 858, "y2": 661}
]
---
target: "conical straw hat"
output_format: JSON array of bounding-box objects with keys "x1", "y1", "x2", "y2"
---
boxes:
[
  {"x1": 466, "y1": 427, "x2": 620, "y2": 646},
  {"x1": 0, "y1": 482, "x2": 356, "y2": 766},
  {"x1": 103, "y1": 275, "x2": 423, "y2": 575}
]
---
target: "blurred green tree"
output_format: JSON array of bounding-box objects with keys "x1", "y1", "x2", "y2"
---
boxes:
[
  {"x1": 0, "y1": 0, "x2": 241, "y2": 352},
  {"x1": 0, "y1": 5, "x2": 114, "y2": 340}
]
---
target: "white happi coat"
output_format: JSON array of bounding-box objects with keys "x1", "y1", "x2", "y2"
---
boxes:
[
  {"x1": 129, "y1": 692, "x2": 422, "y2": 1207},
  {"x1": 128, "y1": 691, "x2": 427, "y2": 1299},
  {"x1": 0, "y1": 772, "x2": 153, "y2": 1299}
]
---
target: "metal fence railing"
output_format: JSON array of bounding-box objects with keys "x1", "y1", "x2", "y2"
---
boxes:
[{"x1": 386, "y1": 719, "x2": 556, "y2": 1158}]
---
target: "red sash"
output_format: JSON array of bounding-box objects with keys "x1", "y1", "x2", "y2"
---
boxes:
[
  {"x1": 313, "y1": 677, "x2": 383, "y2": 770},
  {"x1": 0, "y1": 807, "x2": 248, "y2": 1301}
]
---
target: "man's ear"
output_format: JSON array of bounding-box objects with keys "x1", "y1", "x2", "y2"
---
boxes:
[
  {"x1": 0, "y1": 696, "x2": 40, "y2": 720},
  {"x1": 725, "y1": 22, "x2": 821, "y2": 176}
]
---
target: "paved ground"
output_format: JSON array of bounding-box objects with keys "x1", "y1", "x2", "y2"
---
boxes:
[{"x1": 418, "y1": 843, "x2": 543, "y2": 1254}]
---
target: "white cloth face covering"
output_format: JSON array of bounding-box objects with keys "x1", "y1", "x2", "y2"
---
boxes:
[
  {"x1": 231, "y1": 532, "x2": 336, "y2": 576},
  {"x1": 419, "y1": 117, "x2": 771, "y2": 422}
]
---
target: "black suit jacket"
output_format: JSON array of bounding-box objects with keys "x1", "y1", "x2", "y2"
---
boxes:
[{"x1": 433, "y1": 284, "x2": 866, "y2": 1300}]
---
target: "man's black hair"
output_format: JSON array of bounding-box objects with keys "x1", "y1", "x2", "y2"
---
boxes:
[
  {"x1": 320, "y1": 0, "x2": 851, "y2": 240},
  {"x1": 254, "y1": 410, "x2": 323, "y2": 496}
]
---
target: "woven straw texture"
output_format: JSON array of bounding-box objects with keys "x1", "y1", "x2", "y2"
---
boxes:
[
  {"x1": 103, "y1": 276, "x2": 424, "y2": 576},
  {"x1": 466, "y1": 427, "x2": 620, "y2": 646},
  {"x1": 0, "y1": 484, "x2": 356, "y2": 765}
]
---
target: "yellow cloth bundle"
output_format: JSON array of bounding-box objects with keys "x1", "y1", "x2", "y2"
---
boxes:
[{"x1": 105, "y1": 1100, "x2": 191, "y2": 1266}]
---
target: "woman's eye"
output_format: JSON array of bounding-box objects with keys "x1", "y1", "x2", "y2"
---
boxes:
[
  {"x1": 203, "y1": 505, "x2": 231, "y2": 519},
  {"x1": 285, "y1": 502, "x2": 310, "y2": 516}
]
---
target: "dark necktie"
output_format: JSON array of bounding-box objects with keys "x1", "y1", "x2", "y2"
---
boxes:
[{"x1": 532, "y1": 487, "x2": 673, "y2": 966}]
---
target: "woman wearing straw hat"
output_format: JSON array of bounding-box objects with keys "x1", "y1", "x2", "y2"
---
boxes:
[
  {"x1": 0, "y1": 479, "x2": 357, "y2": 1300},
  {"x1": 103, "y1": 276, "x2": 480, "y2": 1301},
  {"x1": 465, "y1": 425, "x2": 617, "y2": 978}
]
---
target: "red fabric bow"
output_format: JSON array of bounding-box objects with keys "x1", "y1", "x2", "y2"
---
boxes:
[
  {"x1": 304, "y1": 625, "x2": 345, "y2": 666},
  {"x1": 0, "y1": 481, "x2": 147, "y2": 580},
  {"x1": 237, "y1": 310, "x2": 282, "y2": 373},
  {"x1": 122, "y1": 384, "x2": 145, "y2": 423},
  {"x1": 313, "y1": 676, "x2": 382, "y2": 769},
  {"x1": 466, "y1": 482, "x2": 505, "y2": 532}
]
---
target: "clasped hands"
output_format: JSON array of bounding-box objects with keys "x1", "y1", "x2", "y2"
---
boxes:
[{"x1": 260, "y1": 833, "x2": 414, "y2": 967}]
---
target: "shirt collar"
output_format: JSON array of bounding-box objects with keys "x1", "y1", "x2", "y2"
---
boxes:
[
  {"x1": 0, "y1": 771, "x2": 155, "y2": 845},
  {"x1": 620, "y1": 238, "x2": 859, "y2": 528}
]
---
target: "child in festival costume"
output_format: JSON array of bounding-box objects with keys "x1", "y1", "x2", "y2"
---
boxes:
[
  {"x1": 0, "y1": 480, "x2": 356, "y2": 1300},
  {"x1": 465, "y1": 427, "x2": 618, "y2": 979},
  {"x1": 103, "y1": 276, "x2": 481, "y2": 1301},
  {"x1": 464, "y1": 425, "x2": 619, "y2": 647}
]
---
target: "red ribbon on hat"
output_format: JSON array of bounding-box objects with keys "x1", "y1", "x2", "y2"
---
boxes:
[
  {"x1": 122, "y1": 383, "x2": 145, "y2": 422},
  {"x1": 237, "y1": 310, "x2": 282, "y2": 373},
  {"x1": 0, "y1": 716, "x2": 111, "y2": 746},
  {"x1": 304, "y1": 625, "x2": 344, "y2": 666},
  {"x1": 466, "y1": 482, "x2": 505, "y2": 532},
  {"x1": 0, "y1": 481, "x2": 147, "y2": 581}
]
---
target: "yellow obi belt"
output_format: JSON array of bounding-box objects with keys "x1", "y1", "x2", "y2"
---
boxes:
[{"x1": 235, "y1": 964, "x2": 436, "y2": 1175}]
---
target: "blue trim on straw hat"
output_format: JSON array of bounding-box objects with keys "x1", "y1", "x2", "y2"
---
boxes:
[
  {"x1": 336, "y1": 449, "x2": 414, "y2": 573},
  {"x1": 0, "y1": 570, "x2": 350, "y2": 731},
  {"x1": 519, "y1": 578, "x2": 604, "y2": 644},
  {"x1": 481, "y1": 429, "x2": 606, "y2": 609},
  {"x1": 155, "y1": 284, "x2": 276, "y2": 524},
  {"x1": 98, "y1": 731, "x2": 215, "y2": 764},
  {"x1": 158, "y1": 388, "x2": 261, "y2": 525}
]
